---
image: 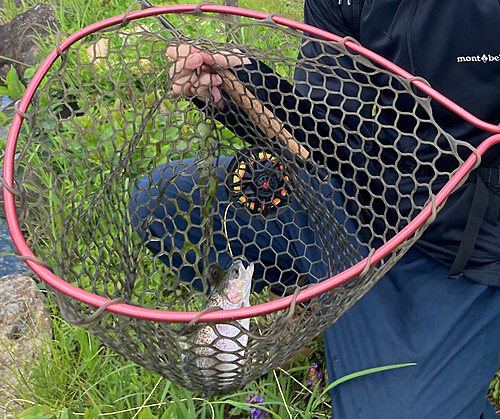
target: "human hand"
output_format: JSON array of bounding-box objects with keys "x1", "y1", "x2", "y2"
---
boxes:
[{"x1": 167, "y1": 44, "x2": 251, "y2": 108}]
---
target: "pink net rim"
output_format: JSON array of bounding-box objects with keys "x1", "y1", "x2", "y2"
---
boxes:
[{"x1": 3, "y1": 4, "x2": 500, "y2": 323}]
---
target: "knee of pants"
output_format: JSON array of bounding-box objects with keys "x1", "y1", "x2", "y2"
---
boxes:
[
  {"x1": 130, "y1": 159, "x2": 233, "y2": 243},
  {"x1": 129, "y1": 159, "x2": 329, "y2": 292},
  {"x1": 129, "y1": 159, "x2": 258, "y2": 284},
  {"x1": 129, "y1": 161, "x2": 225, "y2": 276}
]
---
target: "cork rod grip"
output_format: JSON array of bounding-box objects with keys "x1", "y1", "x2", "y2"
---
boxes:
[{"x1": 219, "y1": 69, "x2": 310, "y2": 160}]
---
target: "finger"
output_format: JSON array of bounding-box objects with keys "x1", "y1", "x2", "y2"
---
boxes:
[
  {"x1": 196, "y1": 85, "x2": 210, "y2": 97},
  {"x1": 168, "y1": 44, "x2": 250, "y2": 68},
  {"x1": 211, "y1": 87, "x2": 223, "y2": 105},
  {"x1": 190, "y1": 73, "x2": 222, "y2": 100},
  {"x1": 171, "y1": 65, "x2": 220, "y2": 98},
  {"x1": 172, "y1": 75, "x2": 195, "y2": 96},
  {"x1": 194, "y1": 72, "x2": 222, "y2": 89},
  {"x1": 195, "y1": 86, "x2": 224, "y2": 108},
  {"x1": 166, "y1": 44, "x2": 200, "y2": 60},
  {"x1": 194, "y1": 50, "x2": 245, "y2": 69},
  {"x1": 169, "y1": 57, "x2": 187, "y2": 79},
  {"x1": 210, "y1": 51, "x2": 251, "y2": 68},
  {"x1": 169, "y1": 53, "x2": 205, "y2": 80}
]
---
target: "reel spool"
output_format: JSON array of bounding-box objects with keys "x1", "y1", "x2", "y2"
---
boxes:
[{"x1": 226, "y1": 147, "x2": 293, "y2": 217}]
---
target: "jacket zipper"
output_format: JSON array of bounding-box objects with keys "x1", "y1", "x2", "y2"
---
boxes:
[
  {"x1": 385, "y1": 0, "x2": 419, "y2": 74},
  {"x1": 406, "y1": 0, "x2": 419, "y2": 75}
]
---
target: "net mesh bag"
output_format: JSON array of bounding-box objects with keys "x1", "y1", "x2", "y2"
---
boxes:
[{"x1": 4, "y1": 4, "x2": 496, "y2": 395}]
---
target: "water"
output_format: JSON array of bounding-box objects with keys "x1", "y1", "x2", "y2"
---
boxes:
[
  {"x1": 1, "y1": 94, "x2": 12, "y2": 111},
  {"x1": 0, "y1": 94, "x2": 13, "y2": 141},
  {"x1": 0, "y1": 217, "x2": 27, "y2": 276},
  {"x1": 1, "y1": 94, "x2": 27, "y2": 275},
  {"x1": 0, "y1": 125, "x2": 8, "y2": 142}
]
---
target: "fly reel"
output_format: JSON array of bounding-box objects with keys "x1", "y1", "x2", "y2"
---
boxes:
[{"x1": 226, "y1": 146, "x2": 294, "y2": 217}]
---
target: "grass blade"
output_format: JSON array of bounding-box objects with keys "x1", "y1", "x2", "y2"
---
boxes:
[{"x1": 320, "y1": 362, "x2": 417, "y2": 398}]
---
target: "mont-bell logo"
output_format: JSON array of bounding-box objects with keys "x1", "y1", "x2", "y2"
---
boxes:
[{"x1": 457, "y1": 53, "x2": 500, "y2": 63}]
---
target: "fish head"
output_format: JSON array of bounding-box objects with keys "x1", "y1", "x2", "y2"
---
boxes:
[{"x1": 222, "y1": 260, "x2": 254, "y2": 306}]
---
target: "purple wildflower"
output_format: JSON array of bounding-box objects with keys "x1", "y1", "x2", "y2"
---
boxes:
[
  {"x1": 307, "y1": 363, "x2": 324, "y2": 387},
  {"x1": 246, "y1": 394, "x2": 269, "y2": 419}
]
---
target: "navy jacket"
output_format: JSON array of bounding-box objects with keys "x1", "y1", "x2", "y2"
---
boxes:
[{"x1": 213, "y1": 0, "x2": 500, "y2": 286}]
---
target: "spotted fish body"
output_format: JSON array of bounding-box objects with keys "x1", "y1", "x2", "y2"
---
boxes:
[{"x1": 194, "y1": 260, "x2": 254, "y2": 377}]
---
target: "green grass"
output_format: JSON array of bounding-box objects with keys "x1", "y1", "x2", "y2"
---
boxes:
[
  {"x1": 240, "y1": 0, "x2": 304, "y2": 21},
  {"x1": 0, "y1": 0, "x2": 34, "y2": 23},
  {"x1": 0, "y1": 0, "x2": 305, "y2": 304},
  {"x1": 1, "y1": 296, "x2": 418, "y2": 419},
  {"x1": 0, "y1": 0, "x2": 303, "y2": 31}
]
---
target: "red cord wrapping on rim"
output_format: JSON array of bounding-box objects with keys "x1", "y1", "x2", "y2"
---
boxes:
[{"x1": 3, "y1": 4, "x2": 500, "y2": 323}]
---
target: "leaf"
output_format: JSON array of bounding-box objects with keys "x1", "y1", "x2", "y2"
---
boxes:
[
  {"x1": 196, "y1": 121, "x2": 212, "y2": 138},
  {"x1": 5, "y1": 66, "x2": 26, "y2": 100},
  {"x1": 138, "y1": 406, "x2": 156, "y2": 419},
  {"x1": 207, "y1": 177, "x2": 219, "y2": 198},
  {"x1": 17, "y1": 404, "x2": 54, "y2": 419},
  {"x1": 167, "y1": 390, "x2": 189, "y2": 419},
  {"x1": 176, "y1": 139, "x2": 188, "y2": 151},
  {"x1": 160, "y1": 404, "x2": 178, "y2": 419},
  {"x1": 83, "y1": 407, "x2": 100, "y2": 419},
  {"x1": 41, "y1": 118, "x2": 57, "y2": 130},
  {"x1": 0, "y1": 110, "x2": 8, "y2": 126},
  {"x1": 58, "y1": 409, "x2": 77, "y2": 419},
  {"x1": 24, "y1": 67, "x2": 37, "y2": 80},
  {"x1": 320, "y1": 362, "x2": 417, "y2": 398},
  {"x1": 165, "y1": 126, "x2": 180, "y2": 140}
]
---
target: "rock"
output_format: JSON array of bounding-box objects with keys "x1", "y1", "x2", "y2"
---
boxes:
[
  {"x1": 0, "y1": 3, "x2": 59, "y2": 82},
  {"x1": 0, "y1": 274, "x2": 51, "y2": 418}
]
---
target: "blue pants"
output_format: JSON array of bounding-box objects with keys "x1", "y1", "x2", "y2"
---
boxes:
[
  {"x1": 131, "y1": 160, "x2": 500, "y2": 417},
  {"x1": 325, "y1": 246, "x2": 500, "y2": 418}
]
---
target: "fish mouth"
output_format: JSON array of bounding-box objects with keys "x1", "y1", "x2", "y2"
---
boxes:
[
  {"x1": 226, "y1": 288, "x2": 244, "y2": 305},
  {"x1": 224, "y1": 260, "x2": 252, "y2": 305}
]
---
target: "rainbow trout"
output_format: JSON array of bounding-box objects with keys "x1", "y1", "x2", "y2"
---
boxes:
[{"x1": 193, "y1": 260, "x2": 254, "y2": 376}]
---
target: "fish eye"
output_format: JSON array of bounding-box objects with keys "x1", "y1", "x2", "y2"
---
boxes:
[
  {"x1": 209, "y1": 266, "x2": 219, "y2": 279},
  {"x1": 232, "y1": 268, "x2": 239, "y2": 277}
]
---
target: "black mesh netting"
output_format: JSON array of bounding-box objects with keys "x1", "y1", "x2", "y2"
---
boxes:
[{"x1": 11, "y1": 9, "x2": 469, "y2": 394}]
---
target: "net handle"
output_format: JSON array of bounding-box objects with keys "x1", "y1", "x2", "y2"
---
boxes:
[{"x1": 3, "y1": 4, "x2": 500, "y2": 323}]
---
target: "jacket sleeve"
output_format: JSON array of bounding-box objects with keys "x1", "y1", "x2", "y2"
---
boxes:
[{"x1": 204, "y1": 50, "x2": 382, "y2": 241}]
